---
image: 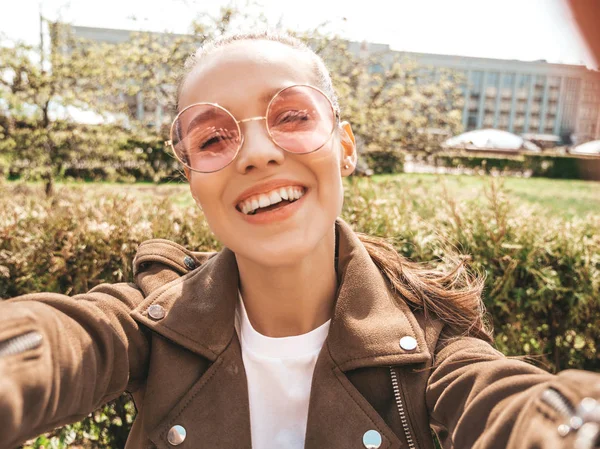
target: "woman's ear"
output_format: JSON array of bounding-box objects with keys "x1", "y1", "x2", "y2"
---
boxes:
[{"x1": 339, "y1": 121, "x2": 357, "y2": 176}]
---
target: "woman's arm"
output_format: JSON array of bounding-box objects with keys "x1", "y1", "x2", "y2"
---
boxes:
[
  {"x1": 426, "y1": 328, "x2": 600, "y2": 449},
  {"x1": 0, "y1": 282, "x2": 150, "y2": 449}
]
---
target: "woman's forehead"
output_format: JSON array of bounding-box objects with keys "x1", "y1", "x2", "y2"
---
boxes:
[{"x1": 179, "y1": 40, "x2": 316, "y2": 110}]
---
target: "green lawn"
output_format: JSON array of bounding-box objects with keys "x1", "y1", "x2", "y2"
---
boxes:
[
  {"x1": 7, "y1": 173, "x2": 600, "y2": 219},
  {"x1": 369, "y1": 173, "x2": 600, "y2": 219}
]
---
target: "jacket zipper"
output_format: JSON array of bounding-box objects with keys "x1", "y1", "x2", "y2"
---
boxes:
[
  {"x1": 0, "y1": 331, "x2": 43, "y2": 357},
  {"x1": 540, "y1": 387, "x2": 588, "y2": 435},
  {"x1": 540, "y1": 387, "x2": 600, "y2": 449},
  {"x1": 390, "y1": 366, "x2": 417, "y2": 449},
  {"x1": 541, "y1": 387, "x2": 576, "y2": 419}
]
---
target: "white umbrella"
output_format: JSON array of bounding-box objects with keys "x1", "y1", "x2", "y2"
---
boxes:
[
  {"x1": 571, "y1": 140, "x2": 600, "y2": 155},
  {"x1": 444, "y1": 129, "x2": 541, "y2": 152}
]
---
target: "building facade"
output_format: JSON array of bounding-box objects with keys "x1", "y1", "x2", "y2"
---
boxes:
[
  {"x1": 71, "y1": 26, "x2": 600, "y2": 144},
  {"x1": 349, "y1": 41, "x2": 600, "y2": 144}
]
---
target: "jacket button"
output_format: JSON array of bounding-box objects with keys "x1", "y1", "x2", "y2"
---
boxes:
[
  {"x1": 399, "y1": 336, "x2": 417, "y2": 351},
  {"x1": 184, "y1": 256, "x2": 196, "y2": 270},
  {"x1": 363, "y1": 429, "x2": 382, "y2": 448},
  {"x1": 167, "y1": 425, "x2": 186, "y2": 445},
  {"x1": 148, "y1": 304, "x2": 166, "y2": 320}
]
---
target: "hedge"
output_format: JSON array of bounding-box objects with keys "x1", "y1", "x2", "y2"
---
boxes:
[
  {"x1": 1, "y1": 178, "x2": 598, "y2": 448},
  {"x1": 432, "y1": 152, "x2": 600, "y2": 180},
  {"x1": 3, "y1": 132, "x2": 186, "y2": 184}
]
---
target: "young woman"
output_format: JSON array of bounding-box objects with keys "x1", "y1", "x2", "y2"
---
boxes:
[{"x1": 1, "y1": 32, "x2": 599, "y2": 449}]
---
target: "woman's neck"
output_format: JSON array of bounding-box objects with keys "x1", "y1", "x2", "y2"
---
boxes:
[{"x1": 235, "y1": 229, "x2": 338, "y2": 338}]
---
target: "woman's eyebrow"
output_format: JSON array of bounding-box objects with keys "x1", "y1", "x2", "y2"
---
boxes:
[
  {"x1": 182, "y1": 87, "x2": 289, "y2": 130},
  {"x1": 259, "y1": 87, "x2": 286, "y2": 105},
  {"x1": 186, "y1": 109, "x2": 220, "y2": 135},
  {"x1": 215, "y1": 87, "x2": 288, "y2": 116}
]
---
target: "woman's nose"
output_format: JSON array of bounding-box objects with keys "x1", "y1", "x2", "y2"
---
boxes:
[{"x1": 234, "y1": 119, "x2": 285, "y2": 174}]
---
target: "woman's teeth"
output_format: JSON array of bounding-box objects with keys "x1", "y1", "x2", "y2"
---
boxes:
[{"x1": 238, "y1": 187, "x2": 305, "y2": 215}]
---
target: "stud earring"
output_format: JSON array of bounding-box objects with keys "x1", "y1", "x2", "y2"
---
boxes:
[{"x1": 343, "y1": 164, "x2": 349, "y2": 169}]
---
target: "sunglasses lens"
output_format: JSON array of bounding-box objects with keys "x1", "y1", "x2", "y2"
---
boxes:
[
  {"x1": 267, "y1": 85, "x2": 335, "y2": 154},
  {"x1": 172, "y1": 104, "x2": 241, "y2": 172}
]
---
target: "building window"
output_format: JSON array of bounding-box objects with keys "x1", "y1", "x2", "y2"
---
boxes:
[
  {"x1": 469, "y1": 96, "x2": 479, "y2": 110},
  {"x1": 503, "y1": 73, "x2": 515, "y2": 87},
  {"x1": 518, "y1": 74, "x2": 531, "y2": 89},
  {"x1": 487, "y1": 72, "x2": 500, "y2": 87},
  {"x1": 471, "y1": 71, "x2": 483, "y2": 94},
  {"x1": 467, "y1": 114, "x2": 478, "y2": 129},
  {"x1": 549, "y1": 76, "x2": 561, "y2": 87},
  {"x1": 535, "y1": 75, "x2": 546, "y2": 89}
]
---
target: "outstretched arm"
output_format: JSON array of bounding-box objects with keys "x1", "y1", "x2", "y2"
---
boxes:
[
  {"x1": 0, "y1": 282, "x2": 150, "y2": 449},
  {"x1": 427, "y1": 329, "x2": 600, "y2": 449}
]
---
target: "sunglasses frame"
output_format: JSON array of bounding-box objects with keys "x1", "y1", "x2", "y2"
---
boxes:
[{"x1": 165, "y1": 84, "x2": 340, "y2": 173}]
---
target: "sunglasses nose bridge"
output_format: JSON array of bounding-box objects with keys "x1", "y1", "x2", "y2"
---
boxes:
[
  {"x1": 236, "y1": 116, "x2": 274, "y2": 151},
  {"x1": 238, "y1": 116, "x2": 266, "y2": 124}
]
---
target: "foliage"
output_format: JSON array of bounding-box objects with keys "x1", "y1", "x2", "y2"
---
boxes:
[
  {"x1": 432, "y1": 152, "x2": 600, "y2": 180},
  {"x1": 301, "y1": 32, "x2": 464, "y2": 162},
  {"x1": 2, "y1": 176, "x2": 598, "y2": 447},
  {"x1": 1, "y1": 7, "x2": 466, "y2": 192},
  {"x1": 363, "y1": 149, "x2": 404, "y2": 174},
  {"x1": 313, "y1": 36, "x2": 463, "y2": 150},
  {"x1": 0, "y1": 23, "x2": 131, "y2": 195}
]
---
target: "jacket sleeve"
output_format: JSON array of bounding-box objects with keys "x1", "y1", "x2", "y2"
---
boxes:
[
  {"x1": 0, "y1": 282, "x2": 150, "y2": 449},
  {"x1": 426, "y1": 327, "x2": 600, "y2": 449}
]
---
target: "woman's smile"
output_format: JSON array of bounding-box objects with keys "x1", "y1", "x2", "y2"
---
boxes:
[
  {"x1": 234, "y1": 178, "x2": 309, "y2": 224},
  {"x1": 236, "y1": 186, "x2": 310, "y2": 225}
]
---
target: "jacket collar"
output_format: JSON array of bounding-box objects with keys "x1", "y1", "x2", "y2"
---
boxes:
[{"x1": 131, "y1": 218, "x2": 432, "y2": 370}]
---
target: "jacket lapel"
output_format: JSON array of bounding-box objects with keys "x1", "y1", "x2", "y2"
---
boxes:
[
  {"x1": 131, "y1": 243, "x2": 241, "y2": 361},
  {"x1": 304, "y1": 343, "x2": 403, "y2": 449},
  {"x1": 327, "y1": 219, "x2": 432, "y2": 371},
  {"x1": 131, "y1": 217, "x2": 433, "y2": 449},
  {"x1": 147, "y1": 331, "x2": 252, "y2": 449}
]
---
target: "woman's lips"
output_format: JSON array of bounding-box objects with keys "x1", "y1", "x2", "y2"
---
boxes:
[{"x1": 237, "y1": 189, "x2": 308, "y2": 225}]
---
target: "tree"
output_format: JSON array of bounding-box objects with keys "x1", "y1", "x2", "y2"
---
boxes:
[
  {"x1": 107, "y1": 4, "x2": 271, "y2": 131},
  {"x1": 304, "y1": 32, "x2": 464, "y2": 157},
  {"x1": 0, "y1": 21, "x2": 134, "y2": 195}
]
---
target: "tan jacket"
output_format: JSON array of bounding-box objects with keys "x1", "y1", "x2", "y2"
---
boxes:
[{"x1": 1, "y1": 218, "x2": 599, "y2": 449}]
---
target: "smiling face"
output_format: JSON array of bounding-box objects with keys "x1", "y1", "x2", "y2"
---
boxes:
[{"x1": 177, "y1": 39, "x2": 356, "y2": 267}]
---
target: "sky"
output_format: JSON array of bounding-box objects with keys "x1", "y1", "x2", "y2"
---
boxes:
[{"x1": 1, "y1": 0, "x2": 598, "y2": 69}]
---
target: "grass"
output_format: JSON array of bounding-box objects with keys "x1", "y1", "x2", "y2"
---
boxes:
[
  {"x1": 370, "y1": 173, "x2": 600, "y2": 219},
  {"x1": 7, "y1": 172, "x2": 600, "y2": 219}
]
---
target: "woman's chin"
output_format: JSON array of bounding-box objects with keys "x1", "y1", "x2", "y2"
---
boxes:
[{"x1": 244, "y1": 244, "x2": 311, "y2": 268}]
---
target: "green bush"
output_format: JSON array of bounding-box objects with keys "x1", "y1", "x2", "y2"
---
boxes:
[
  {"x1": 526, "y1": 154, "x2": 600, "y2": 180},
  {"x1": 432, "y1": 152, "x2": 600, "y2": 180},
  {"x1": 1, "y1": 177, "x2": 598, "y2": 448},
  {"x1": 3, "y1": 123, "x2": 187, "y2": 184},
  {"x1": 363, "y1": 149, "x2": 404, "y2": 174}
]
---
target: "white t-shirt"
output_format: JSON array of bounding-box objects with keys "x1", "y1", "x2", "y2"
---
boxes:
[{"x1": 234, "y1": 290, "x2": 331, "y2": 449}]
